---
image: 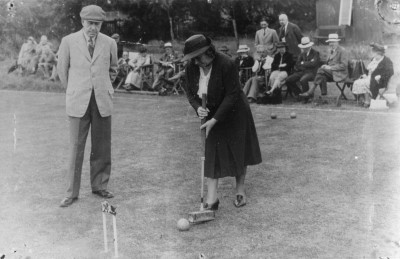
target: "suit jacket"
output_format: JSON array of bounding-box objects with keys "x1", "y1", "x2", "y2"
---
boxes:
[
  {"x1": 278, "y1": 22, "x2": 302, "y2": 58},
  {"x1": 294, "y1": 48, "x2": 320, "y2": 73},
  {"x1": 57, "y1": 30, "x2": 118, "y2": 118},
  {"x1": 254, "y1": 28, "x2": 279, "y2": 53},
  {"x1": 271, "y1": 52, "x2": 294, "y2": 73},
  {"x1": 235, "y1": 55, "x2": 254, "y2": 69},
  {"x1": 326, "y1": 46, "x2": 348, "y2": 82},
  {"x1": 370, "y1": 56, "x2": 394, "y2": 90}
]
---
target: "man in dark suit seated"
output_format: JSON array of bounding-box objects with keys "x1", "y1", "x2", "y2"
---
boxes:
[
  {"x1": 285, "y1": 37, "x2": 320, "y2": 98},
  {"x1": 300, "y1": 33, "x2": 348, "y2": 100}
]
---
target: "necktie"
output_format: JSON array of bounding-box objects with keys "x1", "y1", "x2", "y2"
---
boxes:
[
  {"x1": 263, "y1": 29, "x2": 266, "y2": 36},
  {"x1": 88, "y1": 37, "x2": 94, "y2": 57}
]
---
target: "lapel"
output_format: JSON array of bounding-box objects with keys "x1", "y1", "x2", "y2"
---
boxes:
[
  {"x1": 92, "y1": 34, "x2": 106, "y2": 63},
  {"x1": 328, "y1": 47, "x2": 339, "y2": 61},
  {"x1": 75, "y1": 30, "x2": 91, "y2": 62}
]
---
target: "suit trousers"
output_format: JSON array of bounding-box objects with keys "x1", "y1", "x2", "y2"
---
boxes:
[
  {"x1": 286, "y1": 71, "x2": 315, "y2": 95},
  {"x1": 243, "y1": 76, "x2": 265, "y2": 100},
  {"x1": 66, "y1": 90, "x2": 112, "y2": 198},
  {"x1": 314, "y1": 67, "x2": 333, "y2": 95}
]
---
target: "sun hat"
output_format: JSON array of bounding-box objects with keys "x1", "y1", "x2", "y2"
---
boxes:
[
  {"x1": 276, "y1": 42, "x2": 287, "y2": 48},
  {"x1": 181, "y1": 34, "x2": 212, "y2": 62},
  {"x1": 111, "y1": 33, "x2": 120, "y2": 39},
  {"x1": 298, "y1": 37, "x2": 314, "y2": 48},
  {"x1": 370, "y1": 42, "x2": 386, "y2": 54},
  {"x1": 80, "y1": 5, "x2": 106, "y2": 22},
  {"x1": 237, "y1": 44, "x2": 250, "y2": 53},
  {"x1": 326, "y1": 33, "x2": 341, "y2": 42},
  {"x1": 164, "y1": 42, "x2": 173, "y2": 48}
]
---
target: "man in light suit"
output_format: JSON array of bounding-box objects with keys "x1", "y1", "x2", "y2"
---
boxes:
[
  {"x1": 278, "y1": 14, "x2": 303, "y2": 62},
  {"x1": 254, "y1": 17, "x2": 279, "y2": 56},
  {"x1": 300, "y1": 33, "x2": 348, "y2": 98},
  {"x1": 57, "y1": 5, "x2": 118, "y2": 207}
]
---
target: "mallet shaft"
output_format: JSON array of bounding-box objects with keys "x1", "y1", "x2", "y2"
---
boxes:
[
  {"x1": 113, "y1": 215, "x2": 119, "y2": 258},
  {"x1": 102, "y1": 212, "x2": 108, "y2": 252}
]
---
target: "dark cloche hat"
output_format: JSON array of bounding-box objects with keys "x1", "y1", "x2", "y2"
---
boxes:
[
  {"x1": 181, "y1": 34, "x2": 212, "y2": 62},
  {"x1": 80, "y1": 5, "x2": 106, "y2": 22}
]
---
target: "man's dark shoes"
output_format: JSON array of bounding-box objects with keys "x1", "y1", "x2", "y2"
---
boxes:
[
  {"x1": 60, "y1": 197, "x2": 78, "y2": 207},
  {"x1": 92, "y1": 190, "x2": 114, "y2": 199}
]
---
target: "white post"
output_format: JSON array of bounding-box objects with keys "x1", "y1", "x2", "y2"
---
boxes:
[
  {"x1": 102, "y1": 212, "x2": 109, "y2": 252},
  {"x1": 112, "y1": 215, "x2": 119, "y2": 258}
]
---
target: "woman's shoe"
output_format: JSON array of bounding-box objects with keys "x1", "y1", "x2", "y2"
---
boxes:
[
  {"x1": 204, "y1": 199, "x2": 219, "y2": 211},
  {"x1": 234, "y1": 194, "x2": 247, "y2": 208}
]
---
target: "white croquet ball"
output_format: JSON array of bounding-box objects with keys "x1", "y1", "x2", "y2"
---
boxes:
[{"x1": 177, "y1": 218, "x2": 190, "y2": 231}]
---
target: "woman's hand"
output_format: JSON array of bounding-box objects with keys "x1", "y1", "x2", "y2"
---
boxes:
[
  {"x1": 200, "y1": 118, "x2": 217, "y2": 138},
  {"x1": 375, "y1": 75, "x2": 381, "y2": 83},
  {"x1": 197, "y1": 107, "x2": 210, "y2": 120}
]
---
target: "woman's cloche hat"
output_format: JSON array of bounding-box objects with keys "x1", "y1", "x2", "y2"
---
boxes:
[
  {"x1": 237, "y1": 44, "x2": 250, "y2": 53},
  {"x1": 298, "y1": 37, "x2": 314, "y2": 48},
  {"x1": 326, "y1": 33, "x2": 341, "y2": 42},
  {"x1": 181, "y1": 34, "x2": 212, "y2": 62}
]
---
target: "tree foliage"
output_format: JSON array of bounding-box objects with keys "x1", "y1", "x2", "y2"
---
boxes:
[{"x1": 0, "y1": 0, "x2": 317, "y2": 56}]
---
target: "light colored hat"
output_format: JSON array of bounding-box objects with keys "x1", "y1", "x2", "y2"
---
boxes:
[
  {"x1": 80, "y1": 5, "x2": 106, "y2": 21},
  {"x1": 164, "y1": 42, "x2": 172, "y2": 48},
  {"x1": 219, "y1": 45, "x2": 229, "y2": 52},
  {"x1": 237, "y1": 44, "x2": 250, "y2": 53},
  {"x1": 111, "y1": 33, "x2": 120, "y2": 39},
  {"x1": 181, "y1": 34, "x2": 212, "y2": 62},
  {"x1": 326, "y1": 33, "x2": 341, "y2": 42},
  {"x1": 298, "y1": 37, "x2": 314, "y2": 48}
]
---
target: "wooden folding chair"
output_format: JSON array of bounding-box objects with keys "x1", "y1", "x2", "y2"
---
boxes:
[
  {"x1": 239, "y1": 67, "x2": 253, "y2": 88},
  {"x1": 334, "y1": 59, "x2": 366, "y2": 105},
  {"x1": 139, "y1": 64, "x2": 154, "y2": 90},
  {"x1": 170, "y1": 62, "x2": 186, "y2": 95}
]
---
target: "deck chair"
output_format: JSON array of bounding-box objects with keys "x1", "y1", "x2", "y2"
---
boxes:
[
  {"x1": 170, "y1": 62, "x2": 186, "y2": 95},
  {"x1": 139, "y1": 64, "x2": 154, "y2": 90},
  {"x1": 239, "y1": 67, "x2": 253, "y2": 88},
  {"x1": 335, "y1": 59, "x2": 366, "y2": 105}
]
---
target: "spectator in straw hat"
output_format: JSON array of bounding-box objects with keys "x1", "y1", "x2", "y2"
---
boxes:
[
  {"x1": 182, "y1": 34, "x2": 262, "y2": 209},
  {"x1": 300, "y1": 33, "x2": 348, "y2": 100},
  {"x1": 285, "y1": 36, "x2": 320, "y2": 97},
  {"x1": 235, "y1": 44, "x2": 254, "y2": 69},
  {"x1": 57, "y1": 4, "x2": 118, "y2": 207},
  {"x1": 17, "y1": 36, "x2": 37, "y2": 73},
  {"x1": 152, "y1": 42, "x2": 179, "y2": 91},
  {"x1": 352, "y1": 43, "x2": 393, "y2": 107},
  {"x1": 218, "y1": 45, "x2": 232, "y2": 57}
]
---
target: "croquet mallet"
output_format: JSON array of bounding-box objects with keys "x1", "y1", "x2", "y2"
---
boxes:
[{"x1": 188, "y1": 93, "x2": 216, "y2": 223}]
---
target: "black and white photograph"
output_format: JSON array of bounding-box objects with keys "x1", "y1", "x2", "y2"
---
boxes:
[{"x1": 1, "y1": 0, "x2": 400, "y2": 258}]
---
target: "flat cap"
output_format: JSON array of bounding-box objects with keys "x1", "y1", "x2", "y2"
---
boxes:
[{"x1": 80, "y1": 5, "x2": 106, "y2": 21}]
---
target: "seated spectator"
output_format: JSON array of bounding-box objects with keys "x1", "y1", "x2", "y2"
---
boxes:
[
  {"x1": 285, "y1": 37, "x2": 320, "y2": 97},
  {"x1": 113, "y1": 51, "x2": 130, "y2": 87},
  {"x1": 300, "y1": 34, "x2": 348, "y2": 100},
  {"x1": 124, "y1": 46, "x2": 152, "y2": 90},
  {"x1": 235, "y1": 44, "x2": 255, "y2": 84},
  {"x1": 242, "y1": 45, "x2": 273, "y2": 103},
  {"x1": 266, "y1": 42, "x2": 294, "y2": 95},
  {"x1": 152, "y1": 42, "x2": 179, "y2": 91},
  {"x1": 112, "y1": 33, "x2": 123, "y2": 59},
  {"x1": 218, "y1": 45, "x2": 232, "y2": 57},
  {"x1": 352, "y1": 43, "x2": 394, "y2": 108},
  {"x1": 18, "y1": 36, "x2": 37, "y2": 74},
  {"x1": 38, "y1": 44, "x2": 57, "y2": 79}
]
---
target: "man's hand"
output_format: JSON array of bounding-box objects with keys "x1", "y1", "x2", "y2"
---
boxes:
[
  {"x1": 279, "y1": 63, "x2": 287, "y2": 68},
  {"x1": 200, "y1": 118, "x2": 217, "y2": 138},
  {"x1": 375, "y1": 75, "x2": 381, "y2": 83},
  {"x1": 197, "y1": 107, "x2": 209, "y2": 120}
]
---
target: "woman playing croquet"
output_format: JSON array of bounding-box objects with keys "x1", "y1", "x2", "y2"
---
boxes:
[{"x1": 182, "y1": 34, "x2": 262, "y2": 209}]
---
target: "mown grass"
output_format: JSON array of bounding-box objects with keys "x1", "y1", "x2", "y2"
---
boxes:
[{"x1": 1, "y1": 91, "x2": 400, "y2": 258}]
